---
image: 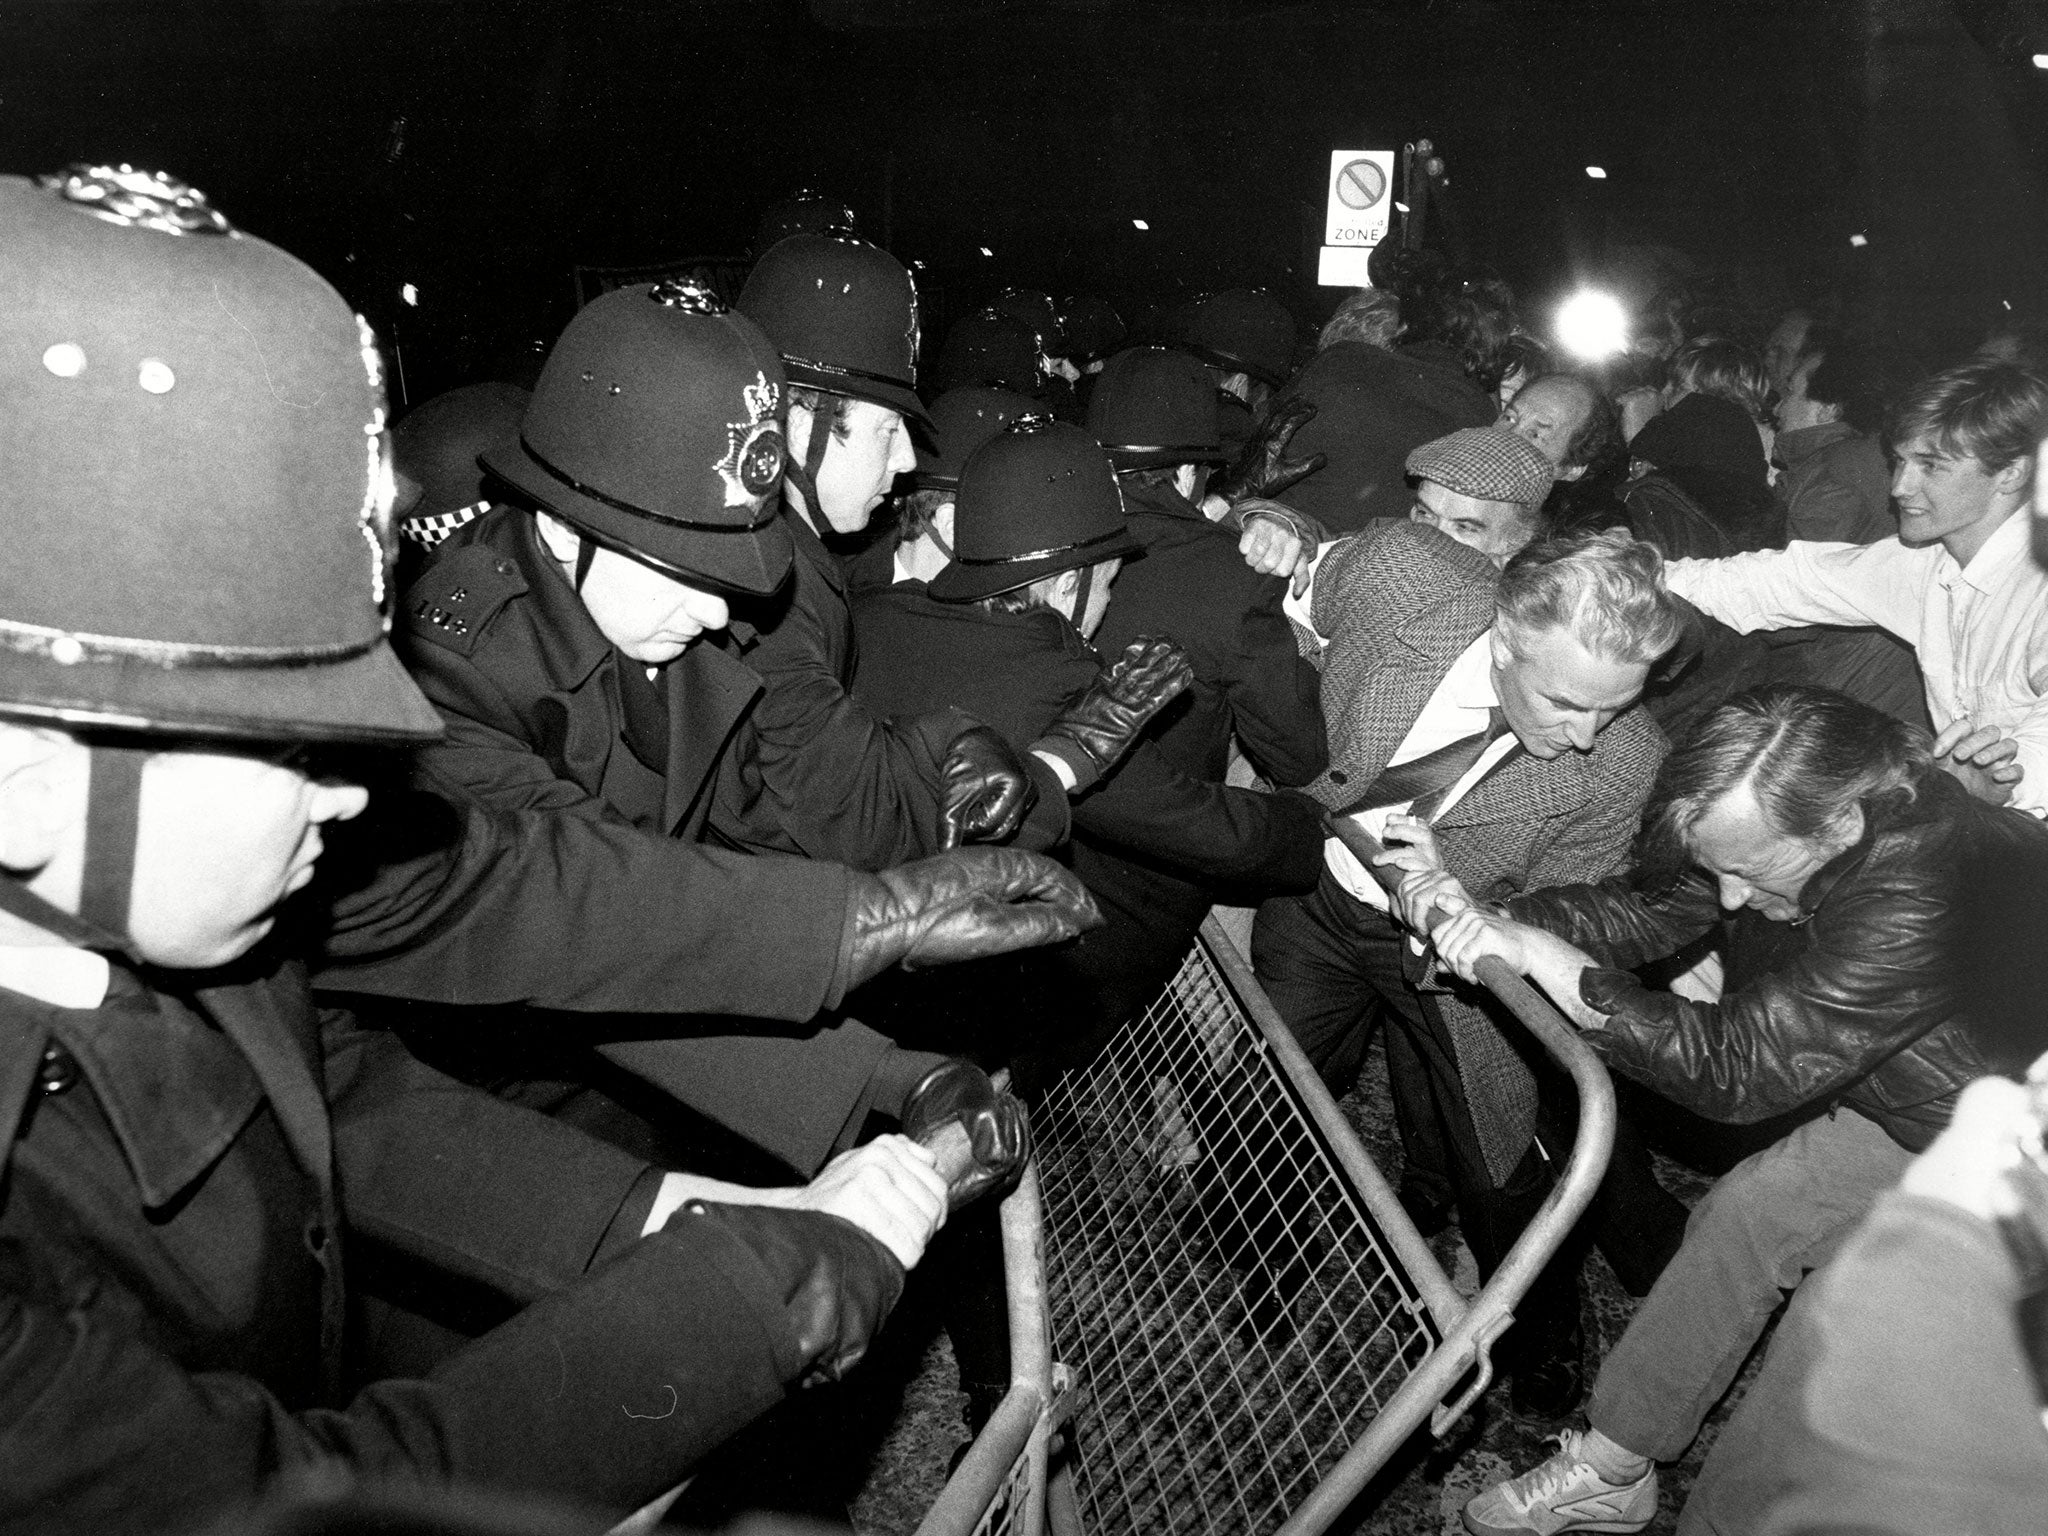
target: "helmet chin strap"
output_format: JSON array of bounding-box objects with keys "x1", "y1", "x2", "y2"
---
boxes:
[
  {"x1": 0, "y1": 742, "x2": 148, "y2": 958},
  {"x1": 1070, "y1": 561, "x2": 1095, "y2": 632},
  {"x1": 781, "y1": 395, "x2": 840, "y2": 534}
]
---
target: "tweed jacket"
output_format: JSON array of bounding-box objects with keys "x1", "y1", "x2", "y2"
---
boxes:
[
  {"x1": 1300, "y1": 520, "x2": 1667, "y2": 1181},
  {"x1": 1306, "y1": 521, "x2": 1667, "y2": 910}
]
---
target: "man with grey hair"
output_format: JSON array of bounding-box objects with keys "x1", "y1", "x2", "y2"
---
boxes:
[
  {"x1": 1253, "y1": 519, "x2": 1683, "y2": 1416},
  {"x1": 1317, "y1": 286, "x2": 1402, "y2": 353},
  {"x1": 1424, "y1": 683, "x2": 2048, "y2": 1534}
]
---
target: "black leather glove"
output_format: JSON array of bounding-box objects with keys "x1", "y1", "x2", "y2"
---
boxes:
[
  {"x1": 900, "y1": 1060, "x2": 1032, "y2": 1213},
  {"x1": 840, "y1": 847, "x2": 1101, "y2": 992},
  {"x1": 939, "y1": 723, "x2": 1037, "y2": 849},
  {"x1": 1210, "y1": 395, "x2": 1327, "y2": 504},
  {"x1": 670, "y1": 1201, "x2": 905, "y2": 1388},
  {"x1": 1031, "y1": 635, "x2": 1194, "y2": 792}
]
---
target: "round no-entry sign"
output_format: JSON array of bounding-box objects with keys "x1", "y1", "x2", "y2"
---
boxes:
[{"x1": 1335, "y1": 158, "x2": 1388, "y2": 210}]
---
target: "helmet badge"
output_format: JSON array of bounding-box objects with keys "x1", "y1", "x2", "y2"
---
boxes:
[
  {"x1": 717, "y1": 371, "x2": 786, "y2": 504},
  {"x1": 41, "y1": 164, "x2": 236, "y2": 237},
  {"x1": 649, "y1": 276, "x2": 727, "y2": 315}
]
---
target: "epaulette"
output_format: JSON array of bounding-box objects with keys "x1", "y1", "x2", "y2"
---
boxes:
[{"x1": 402, "y1": 541, "x2": 528, "y2": 657}]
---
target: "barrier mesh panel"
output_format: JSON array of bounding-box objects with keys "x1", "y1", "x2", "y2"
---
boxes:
[{"x1": 1035, "y1": 939, "x2": 1439, "y2": 1536}]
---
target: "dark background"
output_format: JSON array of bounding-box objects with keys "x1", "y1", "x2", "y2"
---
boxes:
[{"x1": 7, "y1": 0, "x2": 2045, "y2": 405}]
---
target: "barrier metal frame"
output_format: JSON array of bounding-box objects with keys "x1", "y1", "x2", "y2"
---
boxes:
[{"x1": 921, "y1": 823, "x2": 1615, "y2": 1536}]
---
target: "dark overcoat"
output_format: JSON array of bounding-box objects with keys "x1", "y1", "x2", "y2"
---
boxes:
[{"x1": 0, "y1": 803, "x2": 899, "y2": 1534}]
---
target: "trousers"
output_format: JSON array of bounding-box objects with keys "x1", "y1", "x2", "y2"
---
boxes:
[{"x1": 1589, "y1": 1107, "x2": 1911, "y2": 1461}]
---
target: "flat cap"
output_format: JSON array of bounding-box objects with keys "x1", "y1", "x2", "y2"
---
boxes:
[{"x1": 1406, "y1": 426, "x2": 1555, "y2": 507}]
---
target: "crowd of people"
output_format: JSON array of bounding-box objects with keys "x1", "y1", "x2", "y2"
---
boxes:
[{"x1": 5, "y1": 160, "x2": 2048, "y2": 1536}]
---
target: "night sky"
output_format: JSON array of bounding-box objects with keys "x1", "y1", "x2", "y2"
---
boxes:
[{"x1": 6, "y1": 0, "x2": 2044, "y2": 404}]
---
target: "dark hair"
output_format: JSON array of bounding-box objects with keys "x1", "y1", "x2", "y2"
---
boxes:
[
  {"x1": 978, "y1": 586, "x2": 1048, "y2": 617},
  {"x1": 1888, "y1": 358, "x2": 2048, "y2": 474},
  {"x1": 1797, "y1": 327, "x2": 1892, "y2": 436},
  {"x1": 1523, "y1": 372, "x2": 1621, "y2": 473},
  {"x1": 1498, "y1": 333, "x2": 1555, "y2": 387},
  {"x1": 1385, "y1": 253, "x2": 1520, "y2": 392},
  {"x1": 1636, "y1": 684, "x2": 1932, "y2": 889},
  {"x1": 788, "y1": 385, "x2": 855, "y2": 440},
  {"x1": 897, "y1": 486, "x2": 952, "y2": 543},
  {"x1": 1119, "y1": 464, "x2": 1185, "y2": 492}
]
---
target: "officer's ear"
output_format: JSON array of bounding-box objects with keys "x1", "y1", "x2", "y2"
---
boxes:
[
  {"x1": 0, "y1": 724, "x2": 87, "y2": 882},
  {"x1": 533, "y1": 511, "x2": 582, "y2": 566}
]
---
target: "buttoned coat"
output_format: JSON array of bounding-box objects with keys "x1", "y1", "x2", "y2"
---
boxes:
[
  {"x1": 0, "y1": 802, "x2": 900, "y2": 1535},
  {"x1": 381, "y1": 507, "x2": 922, "y2": 1176},
  {"x1": 1293, "y1": 520, "x2": 1667, "y2": 1171}
]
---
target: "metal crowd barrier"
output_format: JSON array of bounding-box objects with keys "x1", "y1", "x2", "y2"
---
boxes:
[{"x1": 922, "y1": 854, "x2": 1616, "y2": 1536}]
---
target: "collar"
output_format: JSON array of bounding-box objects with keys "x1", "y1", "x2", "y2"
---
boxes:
[
  {"x1": 491, "y1": 505, "x2": 615, "y2": 691},
  {"x1": 0, "y1": 943, "x2": 110, "y2": 1009},
  {"x1": 1947, "y1": 506, "x2": 2032, "y2": 595},
  {"x1": 1, "y1": 965, "x2": 263, "y2": 1208},
  {"x1": 785, "y1": 503, "x2": 848, "y2": 589},
  {"x1": 1120, "y1": 476, "x2": 1208, "y2": 525},
  {"x1": 1445, "y1": 631, "x2": 1500, "y2": 712}
]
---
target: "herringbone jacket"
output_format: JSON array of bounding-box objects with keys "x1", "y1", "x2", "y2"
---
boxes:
[{"x1": 1303, "y1": 520, "x2": 1668, "y2": 1179}]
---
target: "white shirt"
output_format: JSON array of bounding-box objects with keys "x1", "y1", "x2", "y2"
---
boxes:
[
  {"x1": 0, "y1": 943, "x2": 111, "y2": 1009},
  {"x1": 1322, "y1": 633, "x2": 1518, "y2": 911},
  {"x1": 1664, "y1": 511, "x2": 2048, "y2": 816}
]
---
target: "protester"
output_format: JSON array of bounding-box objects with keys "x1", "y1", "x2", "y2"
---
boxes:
[
  {"x1": 1426, "y1": 684, "x2": 2048, "y2": 1536},
  {"x1": 1663, "y1": 358, "x2": 2048, "y2": 810},
  {"x1": 1254, "y1": 520, "x2": 1684, "y2": 1415}
]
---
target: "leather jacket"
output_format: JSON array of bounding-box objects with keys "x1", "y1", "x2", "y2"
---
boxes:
[{"x1": 1507, "y1": 770, "x2": 2048, "y2": 1150}]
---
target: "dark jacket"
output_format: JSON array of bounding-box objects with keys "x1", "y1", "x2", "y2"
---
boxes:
[
  {"x1": 0, "y1": 805, "x2": 900, "y2": 1534},
  {"x1": 734, "y1": 509, "x2": 1066, "y2": 864},
  {"x1": 1268, "y1": 339, "x2": 1497, "y2": 534},
  {"x1": 389, "y1": 508, "x2": 942, "y2": 1177},
  {"x1": 1775, "y1": 421, "x2": 1893, "y2": 546},
  {"x1": 1509, "y1": 771, "x2": 2048, "y2": 1150},
  {"x1": 848, "y1": 584, "x2": 1325, "y2": 893},
  {"x1": 849, "y1": 579, "x2": 1325, "y2": 1048},
  {"x1": 1093, "y1": 477, "x2": 1325, "y2": 788}
]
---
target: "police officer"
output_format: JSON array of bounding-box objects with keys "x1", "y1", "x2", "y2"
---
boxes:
[
  {"x1": 736, "y1": 233, "x2": 1190, "y2": 863},
  {"x1": 0, "y1": 165, "x2": 1084, "y2": 1533},
  {"x1": 1081, "y1": 346, "x2": 1329, "y2": 1019},
  {"x1": 394, "y1": 275, "x2": 1079, "y2": 1181},
  {"x1": 1178, "y1": 287, "x2": 1302, "y2": 456},
  {"x1": 852, "y1": 416, "x2": 1324, "y2": 1044}
]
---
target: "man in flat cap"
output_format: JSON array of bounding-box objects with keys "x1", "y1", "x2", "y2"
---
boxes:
[
  {"x1": 1402, "y1": 423, "x2": 1559, "y2": 568},
  {"x1": 1251, "y1": 455, "x2": 1684, "y2": 1415}
]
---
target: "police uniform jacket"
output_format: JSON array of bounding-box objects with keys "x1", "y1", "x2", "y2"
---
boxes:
[
  {"x1": 849, "y1": 582, "x2": 1325, "y2": 893},
  {"x1": 0, "y1": 802, "x2": 900, "y2": 1535},
  {"x1": 732, "y1": 508, "x2": 1067, "y2": 865},
  {"x1": 1075, "y1": 476, "x2": 1328, "y2": 1018},
  {"x1": 386, "y1": 507, "x2": 912, "y2": 1176}
]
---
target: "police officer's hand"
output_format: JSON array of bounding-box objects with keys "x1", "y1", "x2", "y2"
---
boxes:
[
  {"x1": 901, "y1": 1060, "x2": 1033, "y2": 1213},
  {"x1": 1210, "y1": 395, "x2": 1326, "y2": 504},
  {"x1": 842, "y1": 847, "x2": 1101, "y2": 990},
  {"x1": 1030, "y1": 636, "x2": 1195, "y2": 792},
  {"x1": 782, "y1": 1136, "x2": 950, "y2": 1271},
  {"x1": 939, "y1": 724, "x2": 1037, "y2": 848}
]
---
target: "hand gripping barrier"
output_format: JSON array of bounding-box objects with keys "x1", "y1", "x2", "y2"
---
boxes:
[{"x1": 921, "y1": 819, "x2": 1615, "y2": 1536}]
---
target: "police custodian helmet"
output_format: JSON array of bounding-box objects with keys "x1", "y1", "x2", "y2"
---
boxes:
[
  {"x1": 482, "y1": 279, "x2": 795, "y2": 597},
  {"x1": 0, "y1": 165, "x2": 442, "y2": 744},
  {"x1": 737, "y1": 233, "x2": 930, "y2": 425}
]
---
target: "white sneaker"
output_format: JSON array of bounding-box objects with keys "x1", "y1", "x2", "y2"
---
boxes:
[{"x1": 1463, "y1": 1430, "x2": 1657, "y2": 1535}]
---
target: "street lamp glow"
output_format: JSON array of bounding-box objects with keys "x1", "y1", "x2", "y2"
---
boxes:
[
  {"x1": 1584, "y1": 166, "x2": 1607, "y2": 179},
  {"x1": 401, "y1": 283, "x2": 419, "y2": 307},
  {"x1": 1849, "y1": 233, "x2": 1869, "y2": 248},
  {"x1": 1555, "y1": 290, "x2": 1629, "y2": 361},
  {"x1": 978, "y1": 246, "x2": 993, "y2": 257},
  {"x1": 1131, "y1": 218, "x2": 1149, "y2": 231},
  {"x1": 2033, "y1": 53, "x2": 2048, "y2": 68}
]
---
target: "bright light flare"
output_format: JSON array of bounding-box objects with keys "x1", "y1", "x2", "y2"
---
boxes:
[
  {"x1": 1584, "y1": 166, "x2": 1607, "y2": 180},
  {"x1": 1555, "y1": 290, "x2": 1629, "y2": 361},
  {"x1": 978, "y1": 246, "x2": 993, "y2": 257},
  {"x1": 2034, "y1": 53, "x2": 2048, "y2": 68},
  {"x1": 1131, "y1": 218, "x2": 1149, "y2": 230},
  {"x1": 1849, "y1": 233, "x2": 1869, "y2": 248},
  {"x1": 400, "y1": 283, "x2": 419, "y2": 307}
]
